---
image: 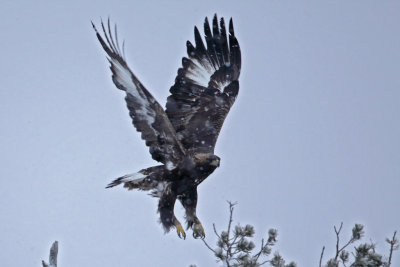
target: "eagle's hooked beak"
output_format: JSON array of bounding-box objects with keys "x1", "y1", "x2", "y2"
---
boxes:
[{"x1": 210, "y1": 158, "x2": 220, "y2": 167}]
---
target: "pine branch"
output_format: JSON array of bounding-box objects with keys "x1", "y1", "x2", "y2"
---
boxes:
[
  {"x1": 333, "y1": 223, "x2": 364, "y2": 263},
  {"x1": 200, "y1": 201, "x2": 294, "y2": 267}
]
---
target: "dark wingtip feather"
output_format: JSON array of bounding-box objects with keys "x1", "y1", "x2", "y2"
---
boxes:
[
  {"x1": 229, "y1": 18, "x2": 235, "y2": 36},
  {"x1": 194, "y1": 25, "x2": 200, "y2": 36},
  {"x1": 204, "y1": 17, "x2": 211, "y2": 38},
  {"x1": 194, "y1": 26, "x2": 206, "y2": 53},
  {"x1": 186, "y1": 40, "x2": 196, "y2": 57},
  {"x1": 93, "y1": 18, "x2": 128, "y2": 65},
  {"x1": 204, "y1": 17, "x2": 210, "y2": 27},
  {"x1": 226, "y1": 17, "x2": 241, "y2": 70},
  {"x1": 91, "y1": 21, "x2": 97, "y2": 31},
  {"x1": 212, "y1": 14, "x2": 219, "y2": 36},
  {"x1": 220, "y1": 17, "x2": 225, "y2": 29},
  {"x1": 212, "y1": 14, "x2": 218, "y2": 28},
  {"x1": 92, "y1": 21, "x2": 113, "y2": 58},
  {"x1": 219, "y1": 17, "x2": 229, "y2": 63},
  {"x1": 203, "y1": 16, "x2": 219, "y2": 68},
  {"x1": 107, "y1": 18, "x2": 118, "y2": 53},
  {"x1": 114, "y1": 24, "x2": 122, "y2": 56},
  {"x1": 100, "y1": 19, "x2": 113, "y2": 51}
]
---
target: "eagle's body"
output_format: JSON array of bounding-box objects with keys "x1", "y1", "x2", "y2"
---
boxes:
[{"x1": 93, "y1": 14, "x2": 241, "y2": 239}]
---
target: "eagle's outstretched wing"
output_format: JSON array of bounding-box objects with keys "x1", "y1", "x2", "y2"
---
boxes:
[
  {"x1": 166, "y1": 15, "x2": 241, "y2": 153},
  {"x1": 92, "y1": 20, "x2": 185, "y2": 167}
]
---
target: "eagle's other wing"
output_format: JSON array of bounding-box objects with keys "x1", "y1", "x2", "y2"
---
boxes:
[
  {"x1": 93, "y1": 20, "x2": 185, "y2": 167},
  {"x1": 166, "y1": 15, "x2": 241, "y2": 153}
]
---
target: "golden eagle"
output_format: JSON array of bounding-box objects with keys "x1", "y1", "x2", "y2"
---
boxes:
[{"x1": 92, "y1": 14, "x2": 241, "y2": 239}]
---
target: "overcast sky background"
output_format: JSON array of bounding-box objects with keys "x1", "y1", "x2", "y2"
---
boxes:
[{"x1": 1, "y1": 1, "x2": 399, "y2": 266}]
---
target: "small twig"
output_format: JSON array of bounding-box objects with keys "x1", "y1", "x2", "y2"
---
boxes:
[
  {"x1": 334, "y1": 222, "x2": 359, "y2": 262},
  {"x1": 226, "y1": 201, "x2": 236, "y2": 244},
  {"x1": 254, "y1": 238, "x2": 265, "y2": 262},
  {"x1": 230, "y1": 234, "x2": 239, "y2": 249},
  {"x1": 201, "y1": 238, "x2": 217, "y2": 254},
  {"x1": 213, "y1": 223, "x2": 221, "y2": 239},
  {"x1": 259, "y1": 259, "x2": 270, "y2": 266},
  {"x1": 226, "y1": 201, "x2": 236, "y2": 236},
  {"x1": 319, "y1": 246, "x2": 325, "y2": 267},
  {"x1": 387, "y1": 231, "x2": 398, "y2": 267},
  {"x1": 338, "y1": 238, "x2": 355, "y2": 257},
  {"x1": 230, "y1": 246, "x2": 240, "y2": 256},
  {"x1": 225, "y1": 201, "x2": 237, "y2": 266},
  {"x1": 334, "y1": 222, "x2": 343, "y2": 261},
  {"x1": 339, "y1": 235, "x2": 358, "y2": 253}
]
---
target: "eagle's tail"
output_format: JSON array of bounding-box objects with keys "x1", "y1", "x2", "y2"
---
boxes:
[
  {"x1": 106, "y1": 173, "x2": 146, "y2": 189},
  {"x1": 106, "y1": 165, "x2": 165, "y2": 193}
]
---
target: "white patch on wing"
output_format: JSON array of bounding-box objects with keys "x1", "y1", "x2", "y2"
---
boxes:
[
  {"x1": 215, "y1": 79, "x2": 231, "y2": 91},
  {"x1": 110, "y1": 59, "x2": 156, "y2": 124},
  {"x1": 111, "y1": 59, "x2": 134, "y2": 90},
  {"x1": 186, "y1": 57, "x2": 215, "y2": 87}
]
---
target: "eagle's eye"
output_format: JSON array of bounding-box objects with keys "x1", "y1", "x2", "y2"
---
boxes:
[{"x1": 210, "y1": 157, "x2": 220, "y2": 167}]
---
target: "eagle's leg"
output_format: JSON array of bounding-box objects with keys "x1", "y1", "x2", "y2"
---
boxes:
[
  {"x1": 179, "y1": 187, "x2": 205, "y2": 239},
  {"x1": 158, "y1": 184, "x2": 186, "y2": 239}
]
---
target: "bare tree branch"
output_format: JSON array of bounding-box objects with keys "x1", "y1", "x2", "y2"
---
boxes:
[
  {"x1": 319, "y1": 246, "x2": 325, "y2": 267},
  {"x1": 42, "y1": 241, "x2": 58, "y2": 267},
  {"x1": 225, "y1": 201, "x2": 237, "y2": 267},
  {"x1": 334, "y1": 222, "x2": 343, "y2": 261},
  {"x1": 387, "y1": 231, "x2": 398, "y2": 267},
  {"x1": 213, "y1": 223, "x2": 221, "y2": 239},
  {"x1": 201, "y1": 238, "x2": 217, "y2": 255}
]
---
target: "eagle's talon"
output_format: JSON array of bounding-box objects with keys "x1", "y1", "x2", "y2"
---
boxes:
[
  {"x1": 192, "y1": 223, "x2": 205, "y2": 239},
  {"x1": 176, "y1": 224, "x2": 186, "y2": 239}
]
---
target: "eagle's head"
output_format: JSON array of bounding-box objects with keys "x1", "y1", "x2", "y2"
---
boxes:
[
  {"x1": 180, "y1": 153, "x2": 221, "y2": 178},
  {"x1": 209, "y1": 155, "x2": 220, "y2": 167},
  {"x1": 193, "y1": 153, "x2": 220, "y2": 168}
]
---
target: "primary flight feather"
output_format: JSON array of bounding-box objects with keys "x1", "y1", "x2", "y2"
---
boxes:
[{"x1": 93, "y1": 14, "x2": 241, "y2": 239}]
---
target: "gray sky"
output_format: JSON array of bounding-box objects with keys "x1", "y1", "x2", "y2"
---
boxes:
[{"x1": 1, "y1": 1, "x2": 399, "y2": 266}]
